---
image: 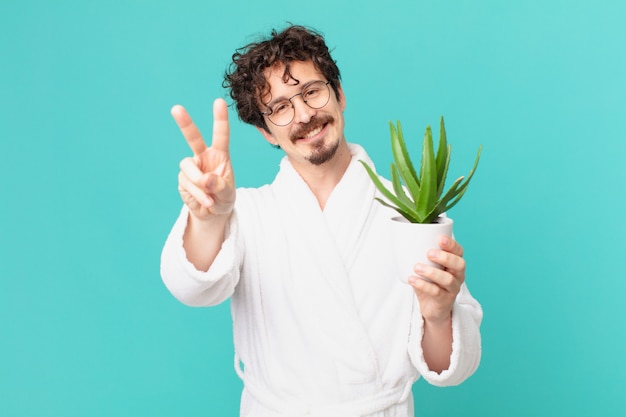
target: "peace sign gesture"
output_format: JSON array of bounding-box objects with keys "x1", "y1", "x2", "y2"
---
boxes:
[{"x1": 172, "y1": 98, "x2": 236, "y2": 221}]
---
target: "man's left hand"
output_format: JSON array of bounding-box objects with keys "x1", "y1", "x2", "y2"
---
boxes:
[{"x1": 408, "y1": 235, "x2": 466, "y2": 325}]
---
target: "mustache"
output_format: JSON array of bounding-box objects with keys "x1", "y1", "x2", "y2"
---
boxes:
[{"x1": 290, "y1": 114, "x2": 334, "y2": 142}]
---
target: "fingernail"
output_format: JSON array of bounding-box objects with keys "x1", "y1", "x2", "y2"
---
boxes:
[
  {"x1": 441, "y1": 236, "x2": 450, "y2": 247},
  {"x1": 427, "y1": 249, "x2": 438, "y2": 259}
]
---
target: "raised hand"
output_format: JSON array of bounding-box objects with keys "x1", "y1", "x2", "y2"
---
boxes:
[{"x1": 172, "y1": 99, "x2": 236, "y2": 221}]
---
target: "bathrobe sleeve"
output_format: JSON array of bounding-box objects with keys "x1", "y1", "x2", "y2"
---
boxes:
[
  {"x1": 160, "y1": 205, "x2": 242, "y2": 307},
  {"x1": 408, "y1": 283, "x2": 483, "y2": 386}
]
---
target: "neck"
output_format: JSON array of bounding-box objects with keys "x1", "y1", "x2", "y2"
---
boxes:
[{"x1": 290, "y1": 141, "x2": 352, "y2": 210}]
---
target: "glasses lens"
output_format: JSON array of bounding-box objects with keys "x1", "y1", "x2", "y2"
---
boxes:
[
  {"x1": 268, "y1": 101, "x2": 293, "y2": 126},
  {"x1": 302, "y1": 81, "x2": 330, "y2": 109}
]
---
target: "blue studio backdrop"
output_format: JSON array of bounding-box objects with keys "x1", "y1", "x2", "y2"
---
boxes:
[{"x1": 1, "y1": 0, "x2": 625, "y2": 416}]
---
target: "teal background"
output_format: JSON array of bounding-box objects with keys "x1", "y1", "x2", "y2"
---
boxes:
[{"x1": 1, "y1": 0, "x2": 625, "y2": 415}]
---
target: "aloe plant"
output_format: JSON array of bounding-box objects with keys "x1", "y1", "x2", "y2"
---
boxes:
[{"x1": 360, "y1": 117, "x2": 482, "y2": 224}]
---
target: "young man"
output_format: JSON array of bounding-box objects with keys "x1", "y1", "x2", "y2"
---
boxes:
[{"x1": 161, "y1": 25, "x2": 482, "y2": 417}]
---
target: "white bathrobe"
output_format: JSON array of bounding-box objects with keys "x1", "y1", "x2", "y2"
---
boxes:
[{"x1": 161, "y1": 144, "x2": 482, "y2": 417}]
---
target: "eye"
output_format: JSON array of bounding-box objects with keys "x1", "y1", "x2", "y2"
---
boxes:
[
  {"x1": 273, "y1": 102, "x2": 291, "y2": 115},
  {"x1": 303, "y1": 87, "x2": 321, "y2": 99}
]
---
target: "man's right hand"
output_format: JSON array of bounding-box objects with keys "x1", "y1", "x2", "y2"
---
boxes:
[{"x1": 172, "y1": 98, "x2": 235, "y2": 221}]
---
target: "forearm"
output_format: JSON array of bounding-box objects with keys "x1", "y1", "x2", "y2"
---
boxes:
[
  {"x1": 183, "y1": 211, "x2": 231, "y2": 272},
  {"x1": 421, "y1": 314, "x2": 453, "y2": 373},
  {"x1": 161, "y1": 206, "x2": 240, "y2": 307},
  {"x1": 408, "y1": 286, "x2": 482, "y2": 387}
]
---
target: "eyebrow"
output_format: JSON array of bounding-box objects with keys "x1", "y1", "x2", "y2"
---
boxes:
[{"x1": 265, "y1": 79, "x2": 326, "y2": 109}]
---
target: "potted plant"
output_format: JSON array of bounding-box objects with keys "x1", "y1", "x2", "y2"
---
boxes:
[{"x1": 360, "y1": 117, "x2": 482, "y2": 282}]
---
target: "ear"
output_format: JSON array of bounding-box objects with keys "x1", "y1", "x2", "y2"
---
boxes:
[
  {"x1": 256, "y1": 126, "x2": 278, "y2": 146},
  {"x1": 336, "y1": 82, "x2": 347, "y2": 112}
]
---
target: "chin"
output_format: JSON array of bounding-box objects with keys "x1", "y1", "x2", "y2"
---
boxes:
[{"x1": 307, "y1": 139, "x2": 340, "y2": 166}]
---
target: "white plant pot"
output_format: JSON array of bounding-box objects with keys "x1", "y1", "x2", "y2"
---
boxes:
[{"x1": 390, "y1": 216, "x2": 454, "y2": 283}]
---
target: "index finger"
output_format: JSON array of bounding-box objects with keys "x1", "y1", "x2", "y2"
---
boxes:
[
  {"x1": 211, "y1": 98, "x2": 230, "y2": 154},
  {"x1": 171, "y1": 104, "x2": 208, "y2": 156},
  {"x1": 439, "y1": 235, "x2": 464, "y2": 257}
]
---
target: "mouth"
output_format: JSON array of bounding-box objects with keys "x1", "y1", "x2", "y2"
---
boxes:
[
  {"x1": 291, "y1": 116, "x2": 334, "y2": 143},
  {"x1": 299, "y1": 123, "x2": 326, "y2": 140}
]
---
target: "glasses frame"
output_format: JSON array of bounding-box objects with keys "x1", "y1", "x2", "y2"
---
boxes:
[{"x1": 261, "y1": 80, "x2": 331, "y2": 126}]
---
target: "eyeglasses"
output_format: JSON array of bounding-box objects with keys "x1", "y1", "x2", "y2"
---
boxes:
[{"x1": 261, "y1": 80, "x2": 331, "y2": 126}]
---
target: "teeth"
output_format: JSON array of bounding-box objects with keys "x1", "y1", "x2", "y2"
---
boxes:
[{"x1": 303, "y1": 125, "x2": 323, "y2": 139}]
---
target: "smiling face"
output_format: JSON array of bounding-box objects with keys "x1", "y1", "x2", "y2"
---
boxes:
[{"x1": 256, "y1": 60, "x2": 349, "y2": 169}]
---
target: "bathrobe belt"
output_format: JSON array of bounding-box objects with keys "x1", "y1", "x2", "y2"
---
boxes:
[{"x1": 235, "y1": 353, "x2": 413, "y2": 417}]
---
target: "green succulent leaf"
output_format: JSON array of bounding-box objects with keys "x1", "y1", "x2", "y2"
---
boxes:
[
  {"x1": 442, "y1": 145, "x2": 482, "y2": 212},
  {"x1": 374, "y1": 198, "x2": 422, "y2": 223},
  {"x1": 359, "y1": 160, "x2": 419, "y2": 220},
  {"x1": 390, "y1": 121, "x2": 421, "y2": 200},
  {"x1": 436, "y1": 144, "x2": 451, "y2": 198},
  {"x1": 416, "y1": 126, "x2": 438, "y2": 218},
  {"x1": 422, "y1": 176, "x2": 465, "y2": 224},
  {"x1": 435, "y1": 117, "x2": 450, "y2": 197},
  {"x1": 390, "y1": 163, "x2": 413, "y2": 208}
]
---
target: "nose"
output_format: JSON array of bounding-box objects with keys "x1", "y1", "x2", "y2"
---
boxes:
[{"x1": 291, "y1": 95, "x2": 316, "y2": 124}]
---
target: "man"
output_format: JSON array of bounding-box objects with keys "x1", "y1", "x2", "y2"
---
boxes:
[{"x1": 161, "y1": 25, "x2": 482, "y2": 417}]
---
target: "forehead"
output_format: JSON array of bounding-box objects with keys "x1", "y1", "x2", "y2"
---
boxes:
[{"x1": 261, "y1": 60, "x2": 324, "y2": 102}]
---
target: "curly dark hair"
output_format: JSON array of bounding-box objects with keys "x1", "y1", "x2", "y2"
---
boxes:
[{"x1": 223, "y1": 25, "x2": 342, "y2": 132}]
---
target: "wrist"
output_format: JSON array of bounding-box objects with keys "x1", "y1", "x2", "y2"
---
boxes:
[
  {"x1": 189, "y1": 209, "x2": 231, "y2": 228},
  {"x1": 423, "y1": 312, "x2": 452, "y2": 329}
]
